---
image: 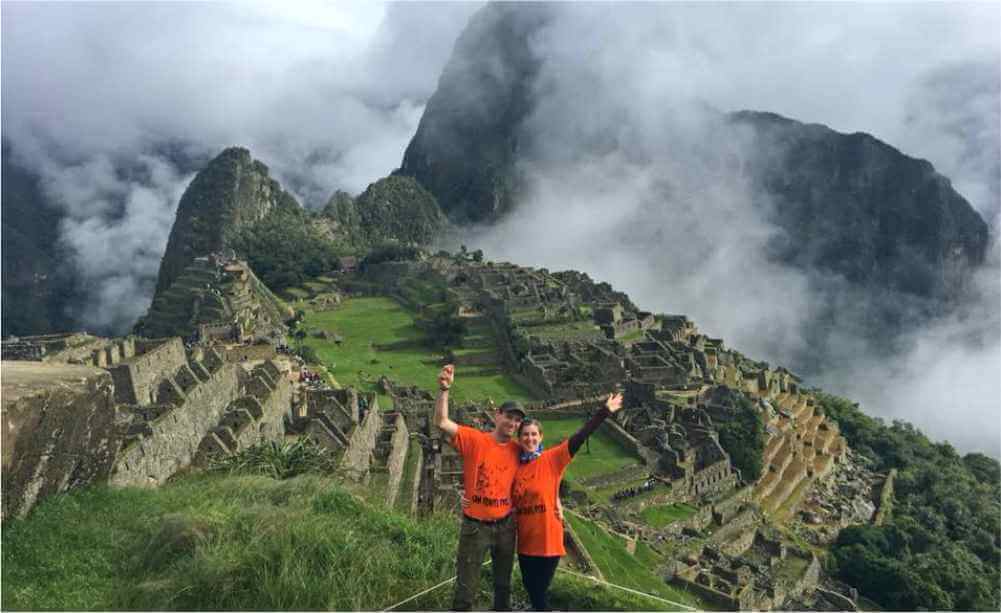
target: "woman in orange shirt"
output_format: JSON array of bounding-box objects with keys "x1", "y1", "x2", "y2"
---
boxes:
[{"x1": 511, "y1": 392, "x2": 623, "y2": 611}]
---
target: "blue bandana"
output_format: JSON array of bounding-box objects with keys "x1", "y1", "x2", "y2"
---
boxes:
[{"x1": 519, "y1": 443, "x2": 544, "y2": 464}]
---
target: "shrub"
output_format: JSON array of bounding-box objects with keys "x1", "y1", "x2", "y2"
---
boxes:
[{"x1": 209, "y1": 439, "x2": 338, "y2": 480}]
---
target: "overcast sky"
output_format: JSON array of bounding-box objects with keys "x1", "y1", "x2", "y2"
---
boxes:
[{"x1": 2, "y1": 1, "x2": 998, "y2": 454}]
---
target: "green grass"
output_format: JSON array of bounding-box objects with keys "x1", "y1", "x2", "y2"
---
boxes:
[
  {"x1": 639, "y1": 503, "x2": 698, "y2": 528},
  {"x1": 566, "y1": 514, "x2": 704, "y2": 610},
  {"x1": 528, "y1": 320, "x2": 603, "y2": 342},
  {"x1": 619, "y1": 328, "x2": 647, "y2": 344},
  {"x1": 2, "y1": 474, "x2": 460, "y2": 611},
  {"x1": 3, "y1": 473, "x2": 699, "y2": 612},
  {"x1": 299, "y1": 297, "x2": 538, "y2": 408},
  {"x1": 539, "y1": 418, "x2": 640, "y2": 481}
]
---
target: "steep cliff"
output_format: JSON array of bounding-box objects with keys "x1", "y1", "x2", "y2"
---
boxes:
[
  {"x1": 153, "y1": 147, "x2": 300, "y2": 299},
  {"x1": 397, "y1": 3, "x2": 991, "y2": 357},
  {"x1": 398, "y1": 3, "x2": 551, "y2": 223},
  {"x1": 1, "y1": 143, "x2": 78, "y2": 335},
  {"x1": 731, "y1": 111, "x2": 989, "y2": 301}
]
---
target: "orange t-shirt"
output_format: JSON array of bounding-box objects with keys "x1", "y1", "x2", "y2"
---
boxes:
[
  {"x1": 512, "y1": 440, "x2": 573, "y2": 556},
  {"x1": 450, "y1": 425, "x2": 521, "y2": 521}
]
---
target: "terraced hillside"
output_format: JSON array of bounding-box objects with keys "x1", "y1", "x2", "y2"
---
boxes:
[{"x1": 294, "y1": 294, "x2": 538, "y2": 408}]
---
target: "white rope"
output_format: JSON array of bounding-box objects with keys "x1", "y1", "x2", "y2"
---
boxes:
[
  {"x1": 555, "y1": 567, "x2": 699, "y2": 611},
  {"x1": 380, "y1": 560, "x2": 492, "y2": 612}
]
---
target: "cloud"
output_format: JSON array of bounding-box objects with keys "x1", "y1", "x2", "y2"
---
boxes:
[
  {"x1": 1, "y1": 1, "x2": 480, "y2": 332},
  {"x1": 458, "y1": 3, "x2": 1000, "y2": 455}
]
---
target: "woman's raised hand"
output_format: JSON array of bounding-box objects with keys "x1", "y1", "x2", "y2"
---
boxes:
[{"x1": 605, "y1": 392, "x2": 624, "y2": 413}]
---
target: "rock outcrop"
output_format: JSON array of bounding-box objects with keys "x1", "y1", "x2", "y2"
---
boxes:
[
  {"x1": 398, "y1": 2, "x2": 991, "y2": 365},
  {"x1": 398, "y1": 3, "x2": 552, "y2": 223},
  {"x1": 153, "y1": 147, "x2": 300, "y2": 299},
  {"x1": 1, "y1": 361, "x2": 122, "y2": 519},
  {"x1": 1, "y1": 142, "x2": 78, "y2": 336},
  {"x1": 137, "y1": 254, "x2": 289, "y2": 341}
]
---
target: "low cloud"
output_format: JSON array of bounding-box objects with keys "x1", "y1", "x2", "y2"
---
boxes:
[
  {"x1": 459, "y1": 3, "x2": 1000, "y2": 455},
  {"x1": 2, "y1": 2, "x2": 479, "y2": 332}
]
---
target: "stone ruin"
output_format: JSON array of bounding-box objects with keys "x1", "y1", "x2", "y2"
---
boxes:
[
  {"x1": 135, "y1": 253, "x2": 289, "y2": 342},
  {"x1": 355, "y1": 256, "x2": 872, "y2": 608},
  {"x1": 2, "y1": 334, "x2": 293, "y2": 519},
  {"x1": 670, "y1": 524, "x2": 823, "y2": 610},
  {"x1": 2, "y1": 332, "x2": 136, "y2": 368}
]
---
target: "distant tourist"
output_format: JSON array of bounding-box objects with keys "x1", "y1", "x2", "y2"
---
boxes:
[
  {"x1": 511, "y1": 392, "x2": 624, "y2": 611},
  {"x1": 433, "y1": 364, "x2": 525, "y2": 611}
]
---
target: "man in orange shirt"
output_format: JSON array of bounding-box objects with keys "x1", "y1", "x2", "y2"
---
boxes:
[{"x1": 434, "y1": 364, "x2": 525, "y2": 611}]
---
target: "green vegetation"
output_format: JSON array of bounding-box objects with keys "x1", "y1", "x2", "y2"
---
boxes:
[
  {"x1": 209, "y1": 438, "x2": 338, "y2": 479},
  {"x1": 538, "y1": 418, "x2": 640, "y2": 481},
  {"x1": 639, "y1": 503, "x2": 697, "y2": 528},
  {"x1": 3, "y1": 472, "x2": 695, "y2": 612},
  {"x1": 324, "y1": 176, "x2": 445, "y2": 248},
  {"x1": 819, "y1": 393, "x2": 1000, "y2": 611},
  {"x1": 299, "y1": 297, "x2": 536, "y2": 407},
  {"x1": 714, "y1": 391, "x2": 765, "y2": 482},
  {"x1": 359, "y1": 241, "x2": 425, "y2": 271},
  {"x1": 566, "y1": 513, "x2": 702, "y2": 610},
  {"x1": 1, "y1": 473, "x2": 460, "y2": 611},
  {"x1": 416, "y1": 309, "x2": 468, "y2": 350},
  {"x1": 229, "y1": 208, "x2": 344, "y2": 292},
  {"x1": 355, "y1": 176, "x2": 445, "y2": 245}
]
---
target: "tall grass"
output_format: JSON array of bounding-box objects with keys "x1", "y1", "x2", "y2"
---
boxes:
[
  {"x1": 5, "y1": 471, "x2": 705, "y2": 611},
  {"x1": 2, "y1": 474, "x2": 458, "y2": 611},
  {"x1": 209, "y1": 438, "x2": 337, "y2": 480}
]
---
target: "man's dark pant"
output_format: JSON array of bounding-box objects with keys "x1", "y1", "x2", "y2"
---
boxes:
[{"x1": 452, "y1": 514, "x2": 515, "y2": 611}]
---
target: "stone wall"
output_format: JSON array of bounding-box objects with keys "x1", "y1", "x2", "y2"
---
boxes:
[
  {"x1": 873, "y1": 468, "x2": 896, "y2": 526},
  {"x1": 340, "y1": 395, "x2": 382, "y2": 481},
  {"x1": 385, "y1": 413, "x2": 410, "y2": 507},
  {"x1": 193, "y1": 361, "x2": 291, "y2": 465},
  {"x1": 668, "y1": 576, "x2": 740, "y2": 610},
  {"x1": 600, "y1": 417, "x2": 660, "y2": 466},
  {"x1": 2, "y1": 362, "x2": 123, "y2": 519},
  {"x1": 108, "y1": 338, "x2": 188, "y2": 405},
  {"x1": 110, "y1": 359, "x2": 241, "y2": 487},
  {"x1": 307, "y1": 388, "x2": 359, "y2": 427},
  {"x1": 403, "y1": 440, "x2": 425, "y2": 515},
  {"x1": 220, "y1": 343, "x2": 278, "y2": 363}
]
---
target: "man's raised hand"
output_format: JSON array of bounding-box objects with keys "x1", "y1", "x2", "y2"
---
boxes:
[
  {"x1": 434, "y1": 364, "x2": 459, "y2": 437},
  {"x1": 439, "y1": 364, "x2": 455, "y2": 391},
  {"x1": 605, "y1": 392, "x2": 624, "y2": 414}
]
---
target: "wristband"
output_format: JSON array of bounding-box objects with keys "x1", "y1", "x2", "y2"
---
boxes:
[{"x1": 439, "y1": 385, "x2": 450, "y2": 392}]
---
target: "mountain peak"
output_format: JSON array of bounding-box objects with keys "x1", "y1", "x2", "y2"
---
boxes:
[{"x1": 153, "y1": 147, "x2": 300, "y2": 298}]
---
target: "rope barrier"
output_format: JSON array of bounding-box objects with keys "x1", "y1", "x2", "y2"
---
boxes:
[
  {"x1": 555, "y1": 567, "x2": 699, "y2": 611},
  {"x1": 380, "y1": 560, "x2": 492, "y2": 612}
]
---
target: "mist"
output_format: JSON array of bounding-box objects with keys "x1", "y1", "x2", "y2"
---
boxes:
[
  {"x1": 458, "y1": 3, "x2": 1000, "y2": 455},
  {"x1": 2, "y1": 2, "x2": 997, "y2": 454},
  {"x1": 1, "y1": 1, "x2": 480, "y2": 331}
]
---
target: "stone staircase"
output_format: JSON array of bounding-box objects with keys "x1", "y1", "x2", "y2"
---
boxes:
[{"x1": 753, "y1": 392, "x2": 847, "y2": 517}]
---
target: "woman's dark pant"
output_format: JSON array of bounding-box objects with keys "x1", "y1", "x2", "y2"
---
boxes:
[{"x1": 518, "y1": 554, "x2": 561, "y2": 611}]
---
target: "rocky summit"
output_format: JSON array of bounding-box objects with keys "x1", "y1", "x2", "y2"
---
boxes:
[
  {"x1": 153, "y1": 147, "x2": 301, "y2": 299},
  {"x1": 397, "y1": 3, "x2": 991, "y2": 365}
]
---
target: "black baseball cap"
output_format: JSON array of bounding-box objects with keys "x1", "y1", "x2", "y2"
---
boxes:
[{"x1": 498, "y1": 400, "x2": 527, "y2": 419}]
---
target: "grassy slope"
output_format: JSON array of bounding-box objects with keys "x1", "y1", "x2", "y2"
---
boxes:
[
  {"x1": 566, "y1": 513, "x2": 704, "y2": 610},
  {"x1": 300, "y1": 297, "x2": 537, "y2": 408},
  {"x1": 539, "y1": 417, "x2": 640, "y2": 481},
  {"x1": 3, "y1": 473, "x2": 686, "y2": 612},
  {"x1": 639, "y1": 503, "x2": 698, "y2": 528}
]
